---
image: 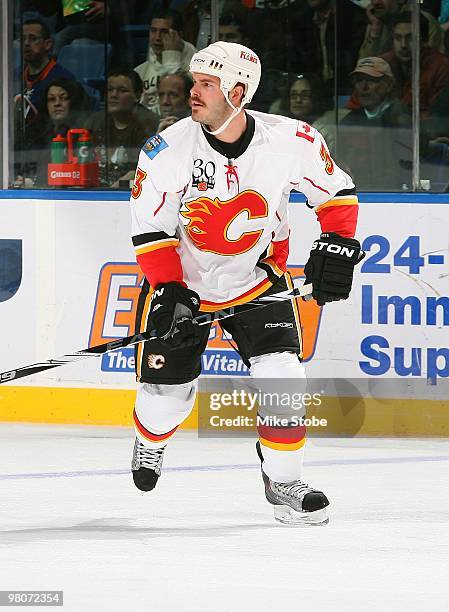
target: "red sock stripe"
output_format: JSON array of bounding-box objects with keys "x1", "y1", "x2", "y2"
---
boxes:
[
  {"x1": 257, "y1": 422, "x2": 306, "y2": 444},
  {"x1": 133, "y1": 409, "x2": 178, "y2": 442}
]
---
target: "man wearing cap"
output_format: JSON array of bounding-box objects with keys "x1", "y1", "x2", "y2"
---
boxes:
[
  {"x1": 339, "y1": 56, "x2": 410, "y2": 189},
  {"x1": 344, "y1": 56, "x2": 399, "y2": 121}
]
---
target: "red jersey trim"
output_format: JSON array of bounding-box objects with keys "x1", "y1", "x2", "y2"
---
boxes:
[
  {"x1": 137, "y1": 245, "x2": 185, "y2": 287},
  {"x1": 317, "y1": 203, "x2": 359, "y2": 238},
  {"x1": 303, "y1": 177, "x2": 330, "y2": 195}
]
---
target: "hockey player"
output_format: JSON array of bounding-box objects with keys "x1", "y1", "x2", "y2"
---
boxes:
[{"x1": 130, "y1": 41, "x2": 362, "y2": 525}]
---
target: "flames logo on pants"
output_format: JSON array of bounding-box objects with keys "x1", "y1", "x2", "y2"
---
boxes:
[{"x1": 181, "y1": 190, "x2": 268, "y2": 255}]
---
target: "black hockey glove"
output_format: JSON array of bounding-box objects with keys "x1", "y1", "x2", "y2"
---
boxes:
[
  {"x1": 304, "y1": 232, "x2": 364, "y2": 306},
  {"x1": 148, "y1": 282, "x2": 201, "y2": 348}
]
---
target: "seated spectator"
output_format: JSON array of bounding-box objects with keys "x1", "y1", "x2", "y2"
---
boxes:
[
  {"x1": 381, "y1": 12, "x2": 449, "y2": 116},
  {"x1": 156, "y1": 71, "x2": 192, "y2": 132},
  {"x1": 134, "y1": 8, "x2": 197, "y2": 114},
  {"x1": 270, "y1": 73, "x2": 343, "y2": 150},
  {"x1": 359, "y1": 0, "x2": 443, "y2": 60},
  {"x1": 218, "y1": 16, "x2": 245, "y2": 45},
  {"x1": 84, "y1": 68, "x2": 158, "y2": 187},
  {"x1": 338, "y1": 56, "x2": 412, "y2": 190},
  {"x1": 342, "y1": 57, "x2": 407, "y2": 125},
  {"x1": 271, "y1": 73, "x2": 333, "y2": 121},
  {"x1": 18, "y1": 77, "x2": 91, "y2": 187},
  {"x1": 14, "y1": 19, "x2": 76, "y2": 125}
]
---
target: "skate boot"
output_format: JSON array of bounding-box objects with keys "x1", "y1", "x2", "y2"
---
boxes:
[
  {"x1": 256, "y1": 441, "x2": 329, "y2": 526},
  {"x1": 131, "y1": 438, "x2": 165, "y2": 492}
]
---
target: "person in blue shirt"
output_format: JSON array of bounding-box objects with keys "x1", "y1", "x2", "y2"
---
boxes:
[{"x1": 14, "y1": 19, "x2": 76, "y2": 125}]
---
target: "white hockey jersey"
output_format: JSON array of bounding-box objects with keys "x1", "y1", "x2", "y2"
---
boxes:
[
  {"x1": 134, "y1": 42, "x2": 197, "y2": 114},
  {"x1": 130, "y1": 110, "x2": 358, "y2": 310}
]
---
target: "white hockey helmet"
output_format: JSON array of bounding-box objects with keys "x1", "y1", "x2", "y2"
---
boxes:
[{"x1": 189, "y1": 41, "x2": 261, "y2": 106}]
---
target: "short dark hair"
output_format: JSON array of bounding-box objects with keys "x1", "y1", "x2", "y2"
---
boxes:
[
  {"x1": 219, "y1": 15, "x2": 243, "y2": 29},
  {"x1": 151, "y1": 8, "x2": 183, "y2": 33},
  {"x1": 391, "y1": 11, "x2": 429, "y2": 43},
  {"x1": 23, "y1": 19, "x2": 51, "y2": 40},
  {"x1": 108, "y1": 68, "x2": 144, "y2": 97},
  {"x1": 218, "y1": 15, "x2": 247, "y2": 39}
]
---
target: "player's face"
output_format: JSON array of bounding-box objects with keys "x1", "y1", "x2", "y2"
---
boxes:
[
  {"x1": 107, "y1": 75, "x2": 138, "y2": 113},
  {"x1": 150, "y1": 18, "x2": 173, "y2": 55},
  {"x1": 393, "y1": 23, "x2": 412, "y2": 65},
  {"x1": 289, "y1": 79, "x2": 313, "y2": 119},
  {"x1": 47, "y1": 85, "x2": 71, "y2": 123},
  {"x1": 190, "y1": 73, "x2": 232, "y2": 130}
]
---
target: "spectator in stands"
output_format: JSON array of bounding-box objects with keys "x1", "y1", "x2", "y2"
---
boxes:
[
  {"x1": 156, "y1": 71, "x2": 192, "y2": 132},
  {"x1": 15, "y1": 77, "x2": 91, "y2": 187},
  {"x1": 270, "y1": 72, "x2": 344, "y2": 151},
  {"x1": 359, "y1": 0, "x2": 443, "y2": 60},
  {"x1": 218, "y1": 16, "x2": 244, "y2": 45},
  {"x1": 343, "y1": 57, "x2": 406, "y2": 125},
  {"x1": 273, "y1": 73, "x2": 333, "y2": 122},
  {"x1": 134, "y1": 8, "x2": 197, "y2": 114},
  {"x1": 381, "y1": 12, "x2": 449, "y2": 116},
  {"x1": 14, "y1": 19, "x2": 76, "y2": 125},
  {"x1": 30, "y1": 77, "x2": 90, "y2": 143},
  {"x1": 84, "y1": 68, "x2": 158, "y2": 187},
  {"x1": 338, "y1": 56, "x2": 411, "y2": 190}
]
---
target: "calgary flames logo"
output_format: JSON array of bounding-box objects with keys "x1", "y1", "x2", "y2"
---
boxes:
[{"x1": 181, "y1": 190, "x2": 268, "y2": 256}]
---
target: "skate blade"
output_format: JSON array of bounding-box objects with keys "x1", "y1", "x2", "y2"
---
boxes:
[{"x1": 273, "y1": 504, "x2": 329, "y2": 526}]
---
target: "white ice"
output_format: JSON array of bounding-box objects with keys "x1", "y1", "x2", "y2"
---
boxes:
[{"x1": 1, "y1": 424, "x2": 448, "y2": 612}]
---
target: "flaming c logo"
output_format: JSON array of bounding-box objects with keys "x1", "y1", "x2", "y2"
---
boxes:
[{"x1": 180, "y1": 190, "x2": 268, "y2": 255}]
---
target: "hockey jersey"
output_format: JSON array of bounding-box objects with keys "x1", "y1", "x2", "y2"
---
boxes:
[
  {"x1": 134, "y1": 42, "x2": 197, "y2": 114},
  {"x1": 130, "y1": 110, "x2": 358, "y2": 311}
]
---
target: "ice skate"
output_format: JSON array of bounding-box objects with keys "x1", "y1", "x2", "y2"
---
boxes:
[
  {"x1": 256, "y1": 441, "x2": 329, "y2": 526},
  {"x1": 131, "y1": 438, "x2": 165, "y2": 492}
]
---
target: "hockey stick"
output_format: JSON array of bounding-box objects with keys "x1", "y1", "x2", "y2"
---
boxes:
[{"x1": 0, "y1": 283, "x2": 313, "y2": 385}]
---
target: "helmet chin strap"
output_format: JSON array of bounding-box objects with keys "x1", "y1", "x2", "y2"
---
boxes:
[{"x1": 202, "y1": 90, "x2": 244, "y2": 136}]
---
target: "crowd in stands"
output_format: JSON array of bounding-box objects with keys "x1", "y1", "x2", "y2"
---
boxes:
[{"x1": 12, "y1": 0, "x2": 449, "y2": 191}]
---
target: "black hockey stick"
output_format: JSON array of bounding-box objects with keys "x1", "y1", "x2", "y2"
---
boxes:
[{"x1": 0, "y1": 283, "x2": 313, "y2": 384}]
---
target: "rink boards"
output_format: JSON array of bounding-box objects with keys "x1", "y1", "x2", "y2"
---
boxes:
[{"x1": 0, "y1": 191, "x2": 448, "y2": 435}]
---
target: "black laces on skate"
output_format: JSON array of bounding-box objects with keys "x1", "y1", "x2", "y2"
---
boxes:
[
  {"x1": 133, "y1": 440, "x2": 165, "y2": 475},
  {"x1": 273, "y1": 480, "x2": 314, "y2": 501}
]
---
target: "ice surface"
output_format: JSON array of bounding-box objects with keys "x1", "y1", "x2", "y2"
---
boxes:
[{"x1": 1, "y1": 424, "x2": 448, "y2": 612}]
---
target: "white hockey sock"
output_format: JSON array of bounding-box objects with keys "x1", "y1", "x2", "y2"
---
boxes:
[
  {"x1": 134, "y1": 381, "x2": 197, "y2": 448},
  {"x1": 260, "y1": 443, "x2": 305, "y2": 483}
]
